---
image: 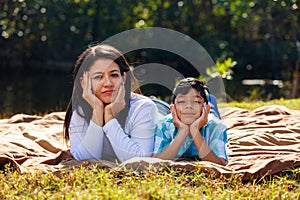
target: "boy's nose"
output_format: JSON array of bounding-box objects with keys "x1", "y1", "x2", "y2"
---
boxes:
[{"x1": 185, "y1": 102, "x2": 193, "y2": 108}]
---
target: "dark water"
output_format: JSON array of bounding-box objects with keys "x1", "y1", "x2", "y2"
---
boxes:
[
  {"x1": 0, "y1": 70, "x2": 285, "y2": 117},
  {"x1": 1, "y1": 71, "x2": 73, "y2": 116}
]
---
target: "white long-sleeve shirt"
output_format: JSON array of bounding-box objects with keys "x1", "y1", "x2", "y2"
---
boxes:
[{"x1": 69, "y1": 93, "x2": 158, "y2": 162}]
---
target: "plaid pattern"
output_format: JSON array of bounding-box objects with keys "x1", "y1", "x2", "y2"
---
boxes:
[{"x1": 154, "y1": 113, "x2": 228, "y2": 161}]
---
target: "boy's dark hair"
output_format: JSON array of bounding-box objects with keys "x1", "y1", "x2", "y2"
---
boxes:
[{"x1": 172, "y1": 77, "x2": 209, "y2": 104}]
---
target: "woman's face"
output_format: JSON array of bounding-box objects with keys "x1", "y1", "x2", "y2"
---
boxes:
[
  {"x1": 88, "y1": 59, "x2": 125, "y2": 104},
  {"x1": 174, "y1": 88, "x2": 204, "y2": 125}
]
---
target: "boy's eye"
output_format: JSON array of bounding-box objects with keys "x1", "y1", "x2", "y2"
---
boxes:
[{"x1": 177, "y1": 101, "x2": 185, "y2": 104}]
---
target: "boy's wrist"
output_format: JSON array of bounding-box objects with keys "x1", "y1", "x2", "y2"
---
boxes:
[
  {"x1": 179, "y1": 126, "x2": 189, "y2": 136},
  {"x1": 190, "y1": 126, "x2": 200, "y2": 137}
]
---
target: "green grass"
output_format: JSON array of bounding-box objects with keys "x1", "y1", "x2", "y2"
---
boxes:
[
  {"x1": 219, "y1": 98, "x2": 300, "y2": 110},
  {"x1": 1, "y1": 165, "x2": 300, "y2": 199}
]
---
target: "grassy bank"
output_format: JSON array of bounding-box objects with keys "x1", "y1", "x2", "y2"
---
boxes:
[
  {"x1": 219, "y1": 98, "x2": 300, "y2": 110},
  {"x1": 1, "y1": 166, "x2": 300, "y2": 199}
]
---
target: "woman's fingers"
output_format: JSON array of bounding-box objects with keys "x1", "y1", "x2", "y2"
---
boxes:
[
  {"x1": 81, "y1": 72, "x2": 91, "y2": 101},
  {"x1": 81, "y1": 72, "x2": 88, "y2": 98},
  {"x1": 110, "y1": 83, "x2": 126, "y2": 117},
  {"x1": 115, "y1": 83, "x2": 125, "y2": 103},
  {"x1": 81, "y1": 71, "x2": 103, "y2": 109}
]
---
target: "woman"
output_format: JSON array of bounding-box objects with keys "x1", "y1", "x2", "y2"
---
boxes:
[{"x1": 63, "y1": 44, "x2": 157, "y2": 163}]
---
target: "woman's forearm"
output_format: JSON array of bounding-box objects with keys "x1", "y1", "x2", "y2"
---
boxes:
[
  {"x1": 104, "y1": 118, "x2": 156, "y2": 162},
  {"x1": 70, "y1": 120, "x2": 104, "y2": 160}
]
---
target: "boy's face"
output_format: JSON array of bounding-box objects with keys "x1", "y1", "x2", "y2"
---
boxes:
[{"x1": 174, "y1": 88, "x2": 204, "y2": 125}]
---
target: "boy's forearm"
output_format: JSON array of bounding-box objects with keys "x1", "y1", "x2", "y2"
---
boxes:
[
  {"x1": 153, "y1": 128, "x2": 189, "y2": 160},
  {"x1": 190, "y1": 128, "x2": 226, "y2": 166}
]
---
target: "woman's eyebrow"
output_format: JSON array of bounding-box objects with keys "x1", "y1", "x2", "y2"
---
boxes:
[
  {"x1": 92, "y1": 72, "x2": 103, "y2": 75},
  {"x1": 110, "y1": 69, "x2": 120, "y2": 73}
]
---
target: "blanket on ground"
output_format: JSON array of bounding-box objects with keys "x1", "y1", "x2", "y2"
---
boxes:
[{"x1": 1, "y1": 105, "x2": 300, "y2": 181}]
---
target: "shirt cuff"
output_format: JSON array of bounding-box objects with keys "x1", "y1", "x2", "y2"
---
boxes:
[
  {"x1": 89, "y1": 119, "x2": 103, "y2": 130},
  {"x1": 102, "y1": 118, "x2": 121, "y2": 135}
]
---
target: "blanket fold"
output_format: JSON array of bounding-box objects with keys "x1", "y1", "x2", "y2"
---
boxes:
[{"x1": 1, "y1": 105, "x2": 300, "y2": 181}]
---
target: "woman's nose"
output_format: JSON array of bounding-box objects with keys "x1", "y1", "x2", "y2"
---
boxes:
[{"x1": 102, "y1": 75, "x2": 112, "y2": 86}]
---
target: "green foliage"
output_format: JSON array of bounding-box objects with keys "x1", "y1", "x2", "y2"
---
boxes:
[
  {"x1": 0, "y1": 0, "x2": 300, "y2": 99},
  {"x1": 0, "y1": 0, "x2": 299, "y2": 69},
  {"x1": 248, "y1": 87, "x2": 265, "y2": 101},
  {"x1": 207, "y1": 57, "x2": 236, "y2": 80}
]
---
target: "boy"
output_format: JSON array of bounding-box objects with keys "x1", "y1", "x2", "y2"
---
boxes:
[{"x1": 152, "y1": 78, "x2": 228, "y2": 166}]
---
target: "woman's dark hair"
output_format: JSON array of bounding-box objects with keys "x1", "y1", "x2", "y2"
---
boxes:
[
  {"x1": 63, "y1": 44, "x2": 140, "y2": 141},
  {"x1": 172, "y1": 77, "x2": 209, "y2": 104}
]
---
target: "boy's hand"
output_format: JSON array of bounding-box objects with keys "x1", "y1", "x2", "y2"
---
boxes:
[
  {"x1": 170, "y1": 104, "x2": 189, "y2": 131},
  {"x1": 190, "y1": 103, "x2": 210, "y2": 132}
]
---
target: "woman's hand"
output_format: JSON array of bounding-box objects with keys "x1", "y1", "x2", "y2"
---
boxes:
[
  {"x1": 81, "y1": 71, "x2": 104, "y2": 126},
  {"x1": 104, "y1": 83, "x2": 126, "y2": 123},
  {"x1": 170, "y1": 104, "x2": 189, "y2": 132},
  {"x1": 190, "y1": 103, "x2": 210, "y2": 133}
]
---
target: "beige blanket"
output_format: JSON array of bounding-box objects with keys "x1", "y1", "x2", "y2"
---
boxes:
[{"x1": 1, "y1": 105, "x2": 300, "y2": 181}]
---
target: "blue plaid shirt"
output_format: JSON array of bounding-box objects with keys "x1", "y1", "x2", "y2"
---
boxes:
[{"x1": 153, "y1": 113, "x2": 228, "y2": 161}]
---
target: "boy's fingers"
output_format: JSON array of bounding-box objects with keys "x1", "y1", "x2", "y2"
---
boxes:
[
  {"x1": 171, "y1": 108, "x2": 176, "y2": 119},
  {"x1": 171, "y1": 109, "x2": 178, "y2": 126},
  {"x1": 170, "y1": 104, "x2": 174, "y2": 112},
  {"x1": 203, "y1": 103, "x2": 209, "y2": 117}
]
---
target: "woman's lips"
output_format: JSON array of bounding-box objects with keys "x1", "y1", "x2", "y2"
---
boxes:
[{"x1": 102, "y1": 90, "x2": 114, "y2": 95}]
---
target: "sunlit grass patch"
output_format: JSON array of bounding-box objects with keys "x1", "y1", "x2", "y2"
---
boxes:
[
  {"x1": 1, "y1": 164, "x2": 300, "y2": 199},
  {"x1": 219, "y1": 98, "x2": 300, "y2": 110}
]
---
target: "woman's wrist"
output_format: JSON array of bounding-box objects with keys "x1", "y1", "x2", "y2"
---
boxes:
[{"x1": 92, "y1": 110, "x2": 103, "y2": 126}]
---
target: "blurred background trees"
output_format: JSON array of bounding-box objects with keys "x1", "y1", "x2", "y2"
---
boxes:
[{"x1": 0, "y1": 0, "x2": 299, "y2": 114}]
